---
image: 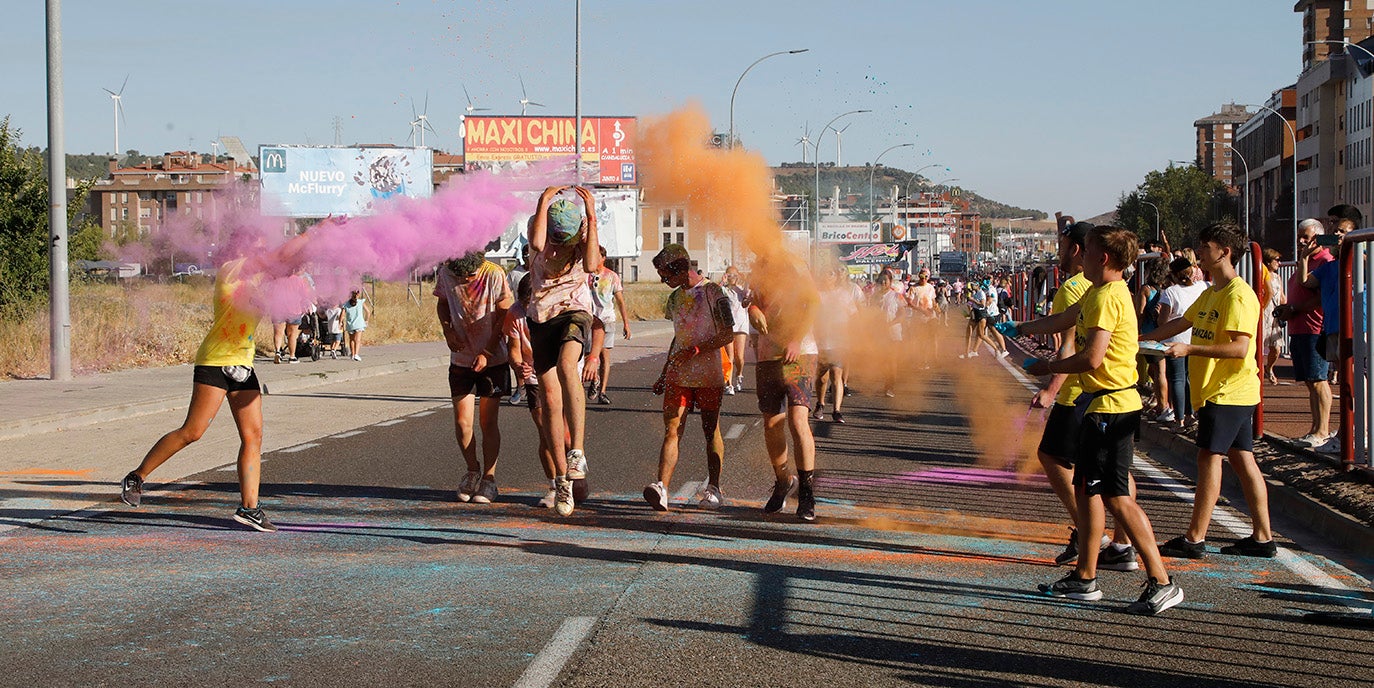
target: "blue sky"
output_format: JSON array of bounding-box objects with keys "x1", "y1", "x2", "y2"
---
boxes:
[{"x1": 1, "y1": 1, "x2": 1300, "y2": 215}]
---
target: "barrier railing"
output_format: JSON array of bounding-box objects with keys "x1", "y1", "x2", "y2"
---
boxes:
[
  {"x1": 1240, "y1": 242, "x2": 1264, "y2": 438},
  {"x1": 1338, "y1": 229, "x2": 1374, "y2": 468}
]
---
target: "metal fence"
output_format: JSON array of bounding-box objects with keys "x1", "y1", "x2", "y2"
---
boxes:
[{"x1": 1338, "y1": 230, "x2": 1374, "y2": 469}]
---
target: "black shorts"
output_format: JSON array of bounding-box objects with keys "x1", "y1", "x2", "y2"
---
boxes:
[
  {"x1": 756, "y1": 357, "x2": 816, "y2": 415},
  {"x1": 1073, "y1": 411, "x2": 1139, "y2": 498},
  {"x1": 528, "y1": 311, "x2": 593, "y2": 375},
  {"x1": 970, "y1": 308, "x2": 987, "y2": 321},
  {"x1": 1195, "y1": 402, "x2": 1255, "y2": 453},
  {"x1": 524, "y1": 382, "x2": 541, "y2": 410},
  {"x1": 1037, "y1": 403, "x2": 1080, "y2": 465},
  {"x1": 448, "y1": 363, "x2": 511, "y2": 399},
  {"x1": 192, "y1": 365, "x2": 261, "y2": 393}
]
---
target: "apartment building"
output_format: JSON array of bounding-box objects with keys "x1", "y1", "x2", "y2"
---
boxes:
[
  {"x1": 90, "y1": 151, "x2": 257, "y2": 238},
  {"x1": 1194, "y1": 104, "x2": 1252, "y2": 186}
]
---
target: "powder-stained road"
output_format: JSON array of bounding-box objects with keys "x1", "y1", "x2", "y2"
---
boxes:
[{"x1": 1, "y1": 328, "x2": 1371, "y2": 687}]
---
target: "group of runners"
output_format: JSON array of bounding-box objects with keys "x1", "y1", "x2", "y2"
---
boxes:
[{"x1": 116, "y1": 184, "x2": 1287, "y2": 617}]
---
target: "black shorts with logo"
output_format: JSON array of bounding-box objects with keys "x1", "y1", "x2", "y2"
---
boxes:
[
  {"x1": 528, "y1": 311, "x2": 593, "y2": 375},
  {"x1": 192, "y1": 365, "x2": 261, "y2": 393},
  {"x1": 448, "y1": 363, "x2": 512, "y2": 399},
  {"x1": 1073, "y1": 410, "x2": 1139, "y2": 498},
  {"x1": 1037, "y1": 403, "x2": 1080, "y2": 465},
  {"x1": 1195, "y1": 402, "x2": 1255, "y2": 454}
]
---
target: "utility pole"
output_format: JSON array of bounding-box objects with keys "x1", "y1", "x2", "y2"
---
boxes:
[{"x1": 46, "y1": 0, "x2": 71, "y2": 381}]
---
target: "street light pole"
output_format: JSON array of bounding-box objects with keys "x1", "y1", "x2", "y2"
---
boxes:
[
  {"x1": 46, "y1": 0, "x2": 71, "y2": 381},
  {"x1": 1241, "y1": 102, "x2": 1298, "y2": 257},
  {"x1": 904, "y1": 163, "x2": 947, "y2": 201},
  {"x1": 1001, "y1": 216, "x2": 1033, "y2": 269},
  {"x1": 728, "y1": 49, "x2": 808, "y2": 151},
  {"x1": 1203, "y1": 140, "x2": 1250, "y2": 239},
  {"x1": 868, "y1": 142, "x2": 914, "y2": 223},
  {"x1": 1140, "y1": 199, "x2": 1161, "y2": 244},
  {"x1": 812, "y1": 109, "x2": 871, "y2": 241}
]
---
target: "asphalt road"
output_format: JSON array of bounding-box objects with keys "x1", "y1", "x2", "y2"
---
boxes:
[{"x1": 2, "y1": 327, "x2": 1372, "y2": 687}]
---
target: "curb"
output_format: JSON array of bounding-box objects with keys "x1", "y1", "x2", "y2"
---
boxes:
[
  {"x1": 0, "y1": 355, "x2": 450, "y2": 442},
  {"x1": 1135, "y1": 420, "x2": 1374, "y2": 558}
]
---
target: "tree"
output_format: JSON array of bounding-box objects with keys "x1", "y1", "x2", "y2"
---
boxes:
[
  {"x1": 1116, "y1": 165, "x2": 1232, "y2": 251},
  {"x1": 0, "y1": 117, "x2": 103, "y2": 312}
]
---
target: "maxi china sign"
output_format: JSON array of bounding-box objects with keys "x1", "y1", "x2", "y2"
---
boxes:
[
  {"x1": 462, "y1": 115, "x2": 636, "y2": 185},
  {"x1": 837, "y1": 243, "x2": 909, "y2": 265}
]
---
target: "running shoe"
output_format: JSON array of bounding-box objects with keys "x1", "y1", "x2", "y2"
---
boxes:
[
  {"x1": 273, "y1": 351, "x2": 282, "y2": 364},
  {"x1": 1159, "y1": 535, "x2": 1207, "y2": 559},
  {"x1": 1315, "y1": 436, "x2": 1342, "y2": 454},
  {"x1": 509, "y1": 386, "x2": 525, "y2": 406},
  {"x1": 764, "y1": 475, "x2": 797, "y2": 513},
  {"x1": 724, "y1": 384, "x2": 736, "y2": 396},
  {"x1": 456, "y1": 471, "x2": 481, "y2": 503},
  {"x1": 538, "y1": 488, "x2": 557, "y2": 509},
  {"x1": 1098, "y1": 544, "x2": 1140, "y2": 572},
  {"x1": 699, "y1": 484, "x2": 723, "y2": 510},
  {"x1": 1219, "y1": 535, "x2": 1277, "y2": 558},
  {"x1": 554, "y1": 478, "x2": 575, "y2": 516},
  {"x1": 1156, "y1": 408, "x2": 1177, "y2": 423},
  {"x1": 595, "y1": 392, "x2": 612, "y2": 405},
  {"x1": 472, "y1": 478, "x2": 499, "y2": 504},
  {"x1": 1038, "y1": 573, "x2": 1102, "y2": 601},
  {"x1": 643, "y1": 481, "x2": 668, "y2": 511},
  {"x1": 811, "y1": 408, "x2": 825, "y2": 421},
  {"x1": 832, "y1": 411, "x2": 846, "y2": 424},
  {"x1": 567, "y1": 450, "x2": 589, "y2": 502},
  {"x1": 120, "y1": 471, "x2": 143, "y2": 508},
  {"x1": 232, "y1": 506, "x2": 278, "y2": 533},
  {"x1": 352, "y1": 354, "x2": 361, "y2": 361},
  {"x1": 1125, "y1": 577, "x2": 1184, "y2": 616},
  {"x1": 1292, "y1": 432, "x2": 1326, "y2": 447},
  {"x1": 1053, "y1": 528, "x2": 1079, "y2": 565},
  {"x1": 998, "y1": 350, "x2": 1010, "y2": 359},
  {"x1": 797, "y1": 492, "x2": 816, "y2": 522},
  {"x1": 735, "y1": 375, "x2": 745, "y2": 392},
  {"x1": 969, "y1": 351, "x2": 980, "y2": 358}
]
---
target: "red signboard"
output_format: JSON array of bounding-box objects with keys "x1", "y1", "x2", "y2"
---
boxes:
[{"x1": 462, "y1": 116, "x2": 637, "y2": 185}]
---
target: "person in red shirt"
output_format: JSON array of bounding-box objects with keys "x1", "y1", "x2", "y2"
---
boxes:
[{"x1": 1273, "y1": 219, "x2": 1334, "y2": 447}]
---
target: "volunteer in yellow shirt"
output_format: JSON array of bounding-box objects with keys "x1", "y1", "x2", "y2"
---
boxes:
[
  {"x1": 1143, "y1": 221, "x2": 1274, "y2": 560},
  {"x1": 121, "y1": 232, "x2": 311, "y2": 533},
  {"x1": 1018, "y1": 225, "x2": 1181, "y2": 616}
]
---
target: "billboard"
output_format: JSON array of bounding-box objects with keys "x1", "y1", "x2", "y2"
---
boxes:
[
  {"x1": 258, "y1": 146, "x2": 434, "y2": 217},
  {"x1": 836, "y1": 243, "x2": 909, "y2": 265},
  {"x1": 462, "y1": 116, "x2": 637, "y2": 185},
  {"x1": 818, "y1": 221, "x2": 879, "y2": 244},
  {"x1": 485, "y1": 188, "x2": 640, "y2": 261}
]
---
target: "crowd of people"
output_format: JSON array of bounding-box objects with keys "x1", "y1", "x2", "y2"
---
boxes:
[{"x1": 113, "y1": 184, "x2": 1361, "y2": 618}]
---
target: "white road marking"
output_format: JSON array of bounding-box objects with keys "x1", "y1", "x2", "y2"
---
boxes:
[
  {"x1": 724, "y1": 423, "x2": 747, "y2": 440},
  {"x1": 408, "y1": 410, "x2": 435, "y2": 418},
  {"x1": 996, "y1": 341, "x2": 1363, "y2": 606},
  {"x1": 279, "y1": 443, "x2": 319, "y2": 453},
  {"x1": 372, "y1": 419, "x2": 405, "y2": 427},
  {"x1": 330, "y1": 430, "x2": 364, "y2": 439},
  {"x1": 513, "y1": 616, "x2": 597, "y2": 688}
]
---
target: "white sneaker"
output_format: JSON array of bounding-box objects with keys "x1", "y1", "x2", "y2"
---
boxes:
[
  {"x1": 957, "y1": 353, "x2": 968, "y2": 360},
  {"x1": 1293, "y1": 433, "x2": 1327, "y2": 447},
  {"x1": 699, "y1": 484, "x2": 723, "y2": 510},
  {"x1": 471, "y1": 478, "x2": 498, "y2": 504},
  {"x1": 970, "y1": 351, "x2": 980, "y2": 358},
  {"x1": 456, "y1": 471, "x2": 480, "y2": 502},
  {"x1": 724, "y1": 384, "x2": 735, "y2": 396},
  {"x1": 566, "y1": 449, "x2": 588, "y2": 480},
  {"x1": 538, "y1": 487, "x2": 557, "y2": 509},
  {"x1": 352, "y1": 354, "x2": 361, "y2": 361},
  {"x1": 643, "y1": 481, "x2": 668, "y2": 511},
  {"x1": 1315, "y1": 436, "x2": 1342, "y2": 454},
  {"x1": 554, "y1": 478, "x2": 575, "y2": 516},
  {"x1": 734, "y1": 376, "x2": 745, "y2": 392},
  {"x1": 1156, "y1": 409, "x2": 1177, "y2": 423},
  {"x1": 998, "y1": 350, "x2": 1010, "y2": 359}
]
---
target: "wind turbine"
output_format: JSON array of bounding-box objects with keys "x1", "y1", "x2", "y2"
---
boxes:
[
  {"x1": 518, "y1": 75, "x2": 544, "y2": 116},
  {"x1": 795, "y1": 122, "x2": 812, "y2": 163},
  {"x1": 102, "y1": 75, "x2": 128, "y2": 158},
  {"x1": 210, "y1": 138, "x2": 221, "y2": 160},
  {"x1": 408, "y1": 94, "x2": 438, "y2": 147},
  {"x1": 462, "y1": 84, "x2": 490, "y2": 115},
  {"x1": 830, "y1": 122, "x2": 852, "y2": 167}
]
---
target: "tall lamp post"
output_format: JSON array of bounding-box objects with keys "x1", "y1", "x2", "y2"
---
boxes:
[
  {"x1": 1202, "y1": 140, "x2": 1251, "y2": 238},
  {"x1": 1001, "y1": 216, "x2": 1034, "y2": 269},
  {"x1": 1141, "y1": 199, "x2": 1161, "y2": 244},
  {"x1": 728, "y1": 49, "x2": 808, "y2": 151},
  {"x1": 812, "y1": 109, "x2": 871, "y2": 241},
  {"x1": 869, "y1": 142, "x2": 914, "y2": 224},
  {"x1": 904, "y1": 163, "x2": 947, "y2": 201}
]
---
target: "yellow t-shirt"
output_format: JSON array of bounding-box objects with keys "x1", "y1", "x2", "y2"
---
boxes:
[
  {"x1": 1073, "y1": 280, "x2": 1142, "y2": 414},
  {"x1": 1052, "y1": 271, "x2": 1091, "y2": 407},
  {"x1": 1184, "y1": 276, "x2": 1261, "y2": 408},
  {"x1": 194, "y1": 259, "x2": 261, "y2": 367}
]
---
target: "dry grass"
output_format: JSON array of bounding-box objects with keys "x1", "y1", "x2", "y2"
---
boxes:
[
  {"x1": 0, "y1": 280, "x2": 443, "y2": 379},
  {"x1": 622, "y1": 281, "x2": 671, "y2": 322}
]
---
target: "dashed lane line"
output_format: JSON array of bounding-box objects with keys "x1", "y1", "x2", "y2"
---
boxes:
[{"x1": 513, "y1": 616, "x2": 597, "y2": 688}]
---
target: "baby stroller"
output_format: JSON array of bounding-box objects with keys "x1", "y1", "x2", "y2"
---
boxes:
[{"x1": 295, "y1": 308, "x2": 324, "y2": 362}]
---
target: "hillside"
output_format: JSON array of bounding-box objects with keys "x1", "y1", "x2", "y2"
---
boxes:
[{"x1": 772, "y1": 162, "x2": 1045, "y2": 220}]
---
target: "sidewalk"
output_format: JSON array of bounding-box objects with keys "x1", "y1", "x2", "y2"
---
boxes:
[{"x1": 0, "y1": 340, "x2": 452, "y2": 441}]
